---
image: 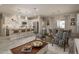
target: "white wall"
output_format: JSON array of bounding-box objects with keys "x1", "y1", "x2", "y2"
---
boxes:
[{"x1": 49, "y1": 13, "x2": 77, "y2": 33}]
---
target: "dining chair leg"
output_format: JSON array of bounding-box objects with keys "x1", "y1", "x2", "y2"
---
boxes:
[{"x1": 64, "y1": 42, "x2": 65, "y2": 52}]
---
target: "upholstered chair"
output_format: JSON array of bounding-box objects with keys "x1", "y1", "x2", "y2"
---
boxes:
[
  {"x1": 53, "y1": 30, "x2": 70, "y2": 51},
  {"x1": 54, "y1": 30, "x2": 63, "y2": 45}
]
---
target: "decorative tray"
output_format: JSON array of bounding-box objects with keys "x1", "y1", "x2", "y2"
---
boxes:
[{"x1": 21, "y1": 44, "x2": 32, "y2": 53}]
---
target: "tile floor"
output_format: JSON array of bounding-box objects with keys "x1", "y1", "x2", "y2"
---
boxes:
[
  {"x1": 47, "y1": 44, "x2": 69, "y2": 54},
  {"x1": 0, "y1": 35, "x2": 69, "y2": 54}
]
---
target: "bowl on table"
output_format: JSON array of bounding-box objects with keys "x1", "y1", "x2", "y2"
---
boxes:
[{"x1": 31, "y1": 40, "x2": 43, "y2": 47}]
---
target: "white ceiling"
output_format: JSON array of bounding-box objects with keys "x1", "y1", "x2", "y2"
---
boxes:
[{"x1": 0, "y1": 4, "x2": 79, "y2": 16}]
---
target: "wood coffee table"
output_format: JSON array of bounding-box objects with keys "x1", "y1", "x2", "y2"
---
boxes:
[{"x1": 11, "y1": 40, "x2": 48, "y2": 54}]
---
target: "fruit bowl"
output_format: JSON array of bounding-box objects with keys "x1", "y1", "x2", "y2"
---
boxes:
[{"x1": 31, "y1": 40, "x2": 43, "y2": 47}]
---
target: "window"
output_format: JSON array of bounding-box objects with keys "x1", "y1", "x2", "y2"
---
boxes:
[{"x1": 57, "y1": 20, "x2": 65, "y2": 28}]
